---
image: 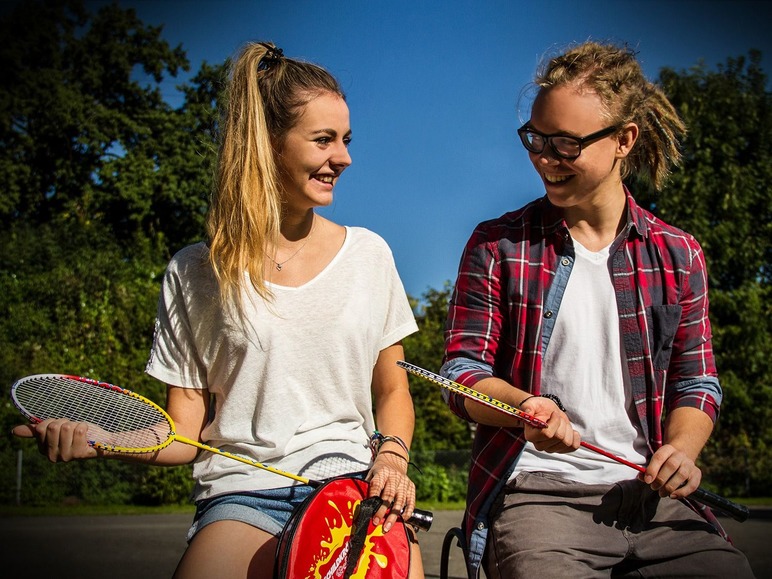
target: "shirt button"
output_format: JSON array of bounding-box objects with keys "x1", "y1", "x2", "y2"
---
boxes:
[
  {"x1": 544, "y1": 310, "x2": 553, "y2": 318},
  {"x1": 477, "y1": 522, "x2": 485, "y2": 530},
  {"x1": 561, "y1": 258, "x2": 570, "y2": 266}
]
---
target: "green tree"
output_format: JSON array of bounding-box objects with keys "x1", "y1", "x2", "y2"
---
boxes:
[
  {"x1": 633, "y1": 51, "x2": 772, "y2": 496},
  {"x1": 0, "y1": 0, "x2": 219, "y2": 506},
  {"x1": 404, "y1": 285, "x2": 473, "y2": 453},
  {"x1": 403, "y1": 286, "x2": 473, "y2": 503}
]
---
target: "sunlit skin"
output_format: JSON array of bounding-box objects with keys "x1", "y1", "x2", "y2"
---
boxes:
[
  {"x1": 265, "y1": 92, "x2": 353, "y2": 287},
  {"x1": 276, "y1": 92, "x2": 352, "y2": 217}
]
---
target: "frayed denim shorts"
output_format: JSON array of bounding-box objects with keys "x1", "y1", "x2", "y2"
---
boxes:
[
  {"x1": 186, "y1": 471, "x2": 368, "y2": 541},
  {"x1": 186, "y1": 483, "x2": 316, "y2": 541}
]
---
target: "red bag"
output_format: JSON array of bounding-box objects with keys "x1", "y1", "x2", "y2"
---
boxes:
[{"x1": 275, "y1": 477, "x2": 412, "y2": 578}]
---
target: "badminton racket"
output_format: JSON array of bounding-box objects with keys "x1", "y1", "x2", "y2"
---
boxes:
[
  {"x1": 11, "y1": 373, "x2": 432, "y2": 531},
  {"x1": 398, "y1": 361, "x2": 750, "y2": 522}
]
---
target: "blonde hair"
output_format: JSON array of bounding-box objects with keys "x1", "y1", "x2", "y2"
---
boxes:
[
  {"x1": 207, "y1": 42, "x2": 344, "y2": 304},
  {"x1": 535, "y1": 41, "x2": 686, "y2": 190}
]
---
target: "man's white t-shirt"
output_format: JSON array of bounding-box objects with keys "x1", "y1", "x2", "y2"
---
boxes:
[
  {"x1": 512, "y1": 239, "x2": 648, "y2": 484},
  {"x1": 145, "y1": 227, "x2": 418, "y2": 499}
]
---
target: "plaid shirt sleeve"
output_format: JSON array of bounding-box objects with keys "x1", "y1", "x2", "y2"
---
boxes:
[
  {"x1": 666, "y1": 237, "x2": 721, "y2": 420},
  {"x1": 443, "y1": 221, "x2": 505, "y2": 419}
]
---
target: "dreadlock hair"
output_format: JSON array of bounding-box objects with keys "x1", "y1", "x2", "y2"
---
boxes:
[{"x1": 535, "y1": 41, "x2": 686, "y2": 190}]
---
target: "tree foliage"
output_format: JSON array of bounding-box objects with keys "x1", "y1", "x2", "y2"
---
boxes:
[
  {"x1": 403, "y1": 285, "x2": 474, "y2": 453},
  {"x1": 0, "y1": 0, "x2": 219, "y2": 506},
  {"x1": 0, "y1": 0, "x2": 221, "y2": 251},
  {"x1": 632, "y1": 51, "x2": 772, "y2": 495}
]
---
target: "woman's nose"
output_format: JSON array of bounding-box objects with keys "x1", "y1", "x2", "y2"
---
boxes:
[{"x1": 331, "y1": 142, "x2": 352, "y2": 168}]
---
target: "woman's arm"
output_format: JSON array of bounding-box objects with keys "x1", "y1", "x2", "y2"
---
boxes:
[{"x1": 368, "y1": 342, "x2": 417, "y2": 532}]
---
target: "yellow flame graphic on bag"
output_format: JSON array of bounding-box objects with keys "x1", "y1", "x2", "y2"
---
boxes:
[{"x1": 310, "y1": 498, "x2": 389, "y2": 578}]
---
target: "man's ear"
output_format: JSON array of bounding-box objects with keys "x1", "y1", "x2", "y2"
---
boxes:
[{"x1": 616, "y1": 123, "x2": 639, "y2": 158}]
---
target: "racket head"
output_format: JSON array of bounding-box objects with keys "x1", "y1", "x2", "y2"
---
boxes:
[{"x1": 11, "y1": 373, "x2": 175, "y2": 454}]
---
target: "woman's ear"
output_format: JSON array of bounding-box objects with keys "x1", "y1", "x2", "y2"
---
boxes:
[{"x1": 616, "y1": 123, "x2": 639, "y2": 158}]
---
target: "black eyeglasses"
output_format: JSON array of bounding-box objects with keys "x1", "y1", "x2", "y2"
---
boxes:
[{"x1": 517, "y1": 124, "x2": 619, "y2": 160}]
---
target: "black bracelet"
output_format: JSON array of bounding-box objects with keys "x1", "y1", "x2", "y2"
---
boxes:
[
  {"x1": 520, "y1": 393, "x2": 566, "y2": 412},
  {"x1": 539, "y1": 393, "x2": 566, "y2": 411}
]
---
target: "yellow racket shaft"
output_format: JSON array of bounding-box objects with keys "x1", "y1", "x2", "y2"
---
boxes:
[{"x1": 397, "y1": 360, "x2": 547, "y2": 428}]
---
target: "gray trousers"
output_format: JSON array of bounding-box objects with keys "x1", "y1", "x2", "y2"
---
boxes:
[{"x1": 484, "y1": 472, "x2": 755, "y2": 578}]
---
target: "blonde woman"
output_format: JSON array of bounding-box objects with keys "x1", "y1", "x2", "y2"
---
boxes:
[{"x1": 15, "y1": 42, "x2": 424, "y2": 578}]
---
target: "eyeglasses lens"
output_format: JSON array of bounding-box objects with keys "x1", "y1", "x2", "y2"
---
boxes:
[
  {"x1": 520, "y1": 130, "x2": 582, "y2": 159},
  {"x1": 550, "y1": 136, "x2": 581, "y2": 158}
]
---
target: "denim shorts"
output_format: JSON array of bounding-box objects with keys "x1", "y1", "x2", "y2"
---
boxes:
[
  {"x1": 186, "y1": 471, "x2": 368, "y2": 542},
  {"x1": 186, "y1": 484, "x2": 316, "y2": 541}
]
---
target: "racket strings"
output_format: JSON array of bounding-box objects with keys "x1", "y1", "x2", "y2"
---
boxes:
[
  {"x1": 298, "y1": 454, "x2": 372, "y2": 483},
  {"x1": 13, "y1": 376, "x2": 173, "y2": 451}
]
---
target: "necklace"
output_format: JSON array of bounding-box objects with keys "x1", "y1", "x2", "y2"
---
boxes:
[{"x1": 265, "y1": 217, "x2": 315, "y2": 271}]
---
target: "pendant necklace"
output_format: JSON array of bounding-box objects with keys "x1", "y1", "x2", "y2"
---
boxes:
[{"x1": 266, "y1": 217, "x2": 315, "y2": 271}]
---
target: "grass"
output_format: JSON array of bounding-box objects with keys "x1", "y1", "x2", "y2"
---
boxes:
[
  {"x1": 728, "y1": 496, "x2": 772, "y2": 506},
  {"x1": 0, "y1": 503, "x2": 195, "y2": 517},
  {"x1": 1, "y1": 498, "x2": 768, "y2": 518}
]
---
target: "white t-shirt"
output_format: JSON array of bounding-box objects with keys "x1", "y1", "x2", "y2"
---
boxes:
[
  {"x1": 512, "y1": 239, "x2": 647, "y2": 484},
  {"x1": 145, "y1": 227, "x2": 418, "y2": 499}
]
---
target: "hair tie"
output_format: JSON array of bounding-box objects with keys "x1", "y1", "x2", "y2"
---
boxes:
[{"x1": 257, "y1": 42, "x2": 284, "y2": 71}]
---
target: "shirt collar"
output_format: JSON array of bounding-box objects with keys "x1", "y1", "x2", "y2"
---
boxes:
[
  {"x1": 540, "y1": 187, "x2": 650, "y2": 241},
  {"x1": 623, "y1": 186, "x2": 649, "y2": 239}
]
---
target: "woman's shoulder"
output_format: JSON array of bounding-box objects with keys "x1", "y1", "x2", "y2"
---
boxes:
[
  {"x1": 345, "y1": 226, "x2": 393, "y2": 253},
  {"x1": 164, "y1": 242, "x2": 212, "y2": 277}
]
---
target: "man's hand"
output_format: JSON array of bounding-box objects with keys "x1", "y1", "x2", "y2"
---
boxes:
[
  {"x1": 521, "y1": 397, "x2": 581, "y2": 453},
  {"x1": 642, "y1": 443, "x2": 702, "y2": 499}
]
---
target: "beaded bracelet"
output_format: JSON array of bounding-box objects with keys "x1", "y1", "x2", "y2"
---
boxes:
[
  {"x1": 519, "y1": 393, "x2": 566, "y2": 412},
  {"x1": 369, "y1": 430, "x2": 410, "y2": 461}
]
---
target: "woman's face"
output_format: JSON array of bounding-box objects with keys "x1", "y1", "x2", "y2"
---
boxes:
[
  {"x1": 277, "y1": 92, "x2": 352, "y2": 214},
  {"x1": 526, "y1": 84, "x2": 632, "y2": 211}
]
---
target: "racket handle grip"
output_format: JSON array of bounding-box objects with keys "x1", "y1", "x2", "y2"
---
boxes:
[
  {"x1": 692, "y1": 487, "x2": 750, "y2": 522},
  {"x1": 406, "y1": 508, "x2": 433, "y2": 532}
]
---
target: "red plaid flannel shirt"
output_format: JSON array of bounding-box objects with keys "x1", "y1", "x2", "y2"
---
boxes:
[{"x1": 442, "y1": 191, "x2": 724, "y2": 573}]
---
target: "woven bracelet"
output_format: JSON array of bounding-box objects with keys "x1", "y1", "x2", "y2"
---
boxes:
[{"x1": 369, "y1": 430, "x2": 410, "y2": 460}]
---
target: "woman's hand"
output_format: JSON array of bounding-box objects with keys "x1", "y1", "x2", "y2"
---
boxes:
[
  {"x1": 12, "y1": 419, "x2": 98, "y2": 462},
  {"x1": 521, "y1": 396, "x2": 581, "y2": 453},
  {"x1": 366, "y1": 450, "x2": 415, "y2": 532}
]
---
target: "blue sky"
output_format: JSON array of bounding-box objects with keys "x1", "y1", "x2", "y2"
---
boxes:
[{"x1": 97, "y1": 0, "x2": 770, "y2": 299}]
